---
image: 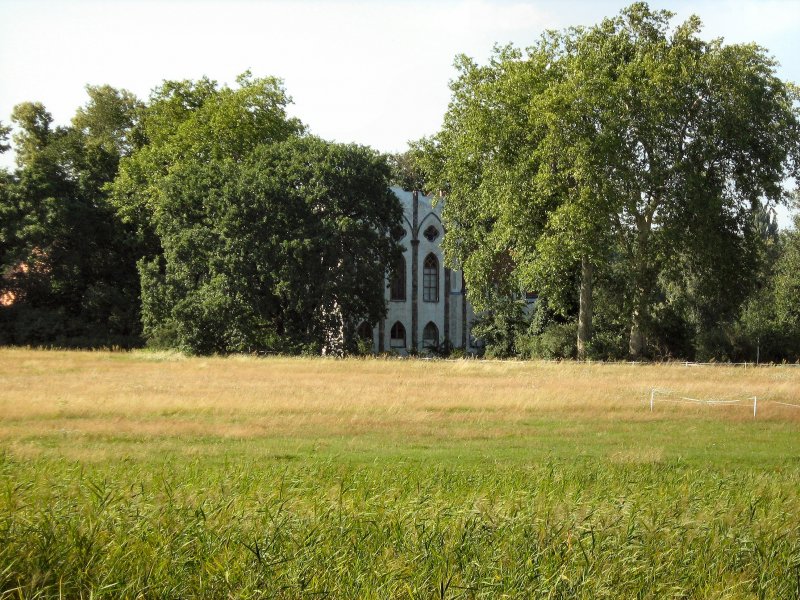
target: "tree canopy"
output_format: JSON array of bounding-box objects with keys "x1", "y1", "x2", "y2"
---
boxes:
[
  {"x1": 1, "y1": 11, "x2": 799, "y2": 360},
  {"x1": 139, "y1": 136, "x2": 401, "y2": 354},
  {"x1": 0, "y1": 90, "x2": 143, "y2": 347},
  {"x1": 416, "y1": 2, "x2": 800, "y2": 359},
  {"x1": 2, "y1": 73, "x2": 402, "y2": 354},
  {"x1": 111, "y1": 72, "x2": 304, "y2": 252}
]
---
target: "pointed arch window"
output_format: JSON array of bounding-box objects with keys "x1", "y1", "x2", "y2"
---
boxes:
[
  {"x1": 390, "y1": 321, "x2": 406, "y2": 348},
  {"x1": 423, "y1": 253, "x2": 439, "y2": 302},
  {"x1": 390, "y1": 255, "x2": 406, "y2": 301},
  {"x1": 422, "y1": 322, "x2": 439, "y2": 350}
]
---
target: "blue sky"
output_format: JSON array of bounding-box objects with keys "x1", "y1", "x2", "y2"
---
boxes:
[{"x1": 1, "y1": 0, "x2": 798, "y2": 223}]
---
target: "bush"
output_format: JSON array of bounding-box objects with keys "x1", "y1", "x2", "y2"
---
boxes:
[
  {"x1": 587, "y1": 329, "x2": 627, "y2": 360},
  {"x1": 354, "y1": 337, "x2": 374, "y2": 356},
  {"x1": 471, "y1": 299, "x2": 528, "y2": 359},
  {"x1": 518, "y1": 321, "x2": 577, "y2": 359}
]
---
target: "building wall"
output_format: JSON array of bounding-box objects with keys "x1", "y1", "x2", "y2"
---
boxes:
[{"x1": 367, "y1": 187, "x2": 480, "y2": 355}]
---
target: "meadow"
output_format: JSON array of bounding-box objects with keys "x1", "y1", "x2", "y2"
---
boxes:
[{"x1": 1, "y1": 348, "x2": 799, "y2": 598}]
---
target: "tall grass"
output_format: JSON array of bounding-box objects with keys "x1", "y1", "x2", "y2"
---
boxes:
[
  {"x1": 2, "y1": 457, "x2": 799, "y2": 598},
  {"x1": 1, "y1": 349, "x2": 799, "y2": 598}
]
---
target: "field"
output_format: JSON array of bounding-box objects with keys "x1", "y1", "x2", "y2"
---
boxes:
[{"x1": 1, "y1": 349, "x2": 799, "y2": 598}]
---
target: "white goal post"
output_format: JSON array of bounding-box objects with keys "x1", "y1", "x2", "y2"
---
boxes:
[{"x1": 648, "y1": 388, "x2": 758, "y2": 417}]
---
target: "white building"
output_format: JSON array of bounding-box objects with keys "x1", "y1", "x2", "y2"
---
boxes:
[{"x1": 358, "y1": 187, "x2": 481, "y2": 354}]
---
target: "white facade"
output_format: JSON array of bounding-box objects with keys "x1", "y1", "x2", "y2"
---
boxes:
[{"x1": 363, "y1": 187, "x2": 480, "y2": 355}]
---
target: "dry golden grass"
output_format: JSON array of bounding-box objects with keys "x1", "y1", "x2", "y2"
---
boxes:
[{"x1": 1, "y1": 348, "x2": 798, "y2": 448}]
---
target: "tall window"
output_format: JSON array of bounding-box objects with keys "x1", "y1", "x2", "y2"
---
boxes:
[
  {"x1": 423, "y1": 253, "x2": 439, "y2": 302},
  {"x1": 390, "y1": 322, "x2": 406, "y2": 348},
  {"x1": 422, "y1": 322, "x2": 439, "y2": 350},
  {"x1": 390, "y1": 255, "x2": 406, "y2": 301}
]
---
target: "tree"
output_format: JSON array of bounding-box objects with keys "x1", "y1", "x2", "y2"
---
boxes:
[
  {"x1": 112, "y1": 73, "x2": 402, "y2": 355},
  {"x1": 111, "y1": 72, "x2": 303, "y2": 254},
  {"x1": 412, "y1": 43, "x2": 569, "y2": 351},
  {"x1": 418, "y1": 2, "x2": 800, "y2": 359},
  {"x1": 140, "y1": 137, "x2": 401, "y2": 354},
  {"x1": 388, "y1": 150, "x2": 426, "y2": 192},
  {"x1": 0, "y1": 89, "x2": 143, "y2": 347}
]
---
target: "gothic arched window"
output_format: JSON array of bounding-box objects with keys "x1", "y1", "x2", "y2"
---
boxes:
[
  {"x1": 390, "y1": 255, "x2": 406, "y2": 301},
  {"x1": 390, "y1": 321, "x2": 406, "y2": 348},
  {"x1": 422, "y1": 322, "x2": 439, "y2": 350},
  {"x1": 423, "y1": 253, "x2": 439, "y2": 302}
]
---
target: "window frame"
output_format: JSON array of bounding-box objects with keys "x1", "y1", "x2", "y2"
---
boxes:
[{"x1": 423, "y1": 253, "x2": 439, "y2": 303}]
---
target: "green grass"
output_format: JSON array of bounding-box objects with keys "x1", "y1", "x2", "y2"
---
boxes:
[{"x1": 1, "y1": 350, "x2": 799, "y2": 598}]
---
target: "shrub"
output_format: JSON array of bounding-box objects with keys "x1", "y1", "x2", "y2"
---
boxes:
[{"x1": 518, "y1": 321, "x2": 577, "y2": 359}]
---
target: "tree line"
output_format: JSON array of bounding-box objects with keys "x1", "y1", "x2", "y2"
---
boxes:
[
  {"x1": 0, "y1": 73, "x2": 401, "y2": 354},
  {"x1": 1, "y1": 3, "x2": 799, "y2": 361},
  {"x1": 412, "y1": 3, "x2": 800, "y2": 362}
]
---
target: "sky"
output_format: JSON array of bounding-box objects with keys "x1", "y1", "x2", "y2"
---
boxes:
[{"x1": 1, "y1": 0, "x2": 799, "y2": 220}]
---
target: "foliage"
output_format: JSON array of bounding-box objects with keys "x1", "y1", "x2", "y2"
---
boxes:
[
  {"x1": 110, "y1": 72, "x2": 303, "y2": 254},
  {"x1": 139, "y1": 137, "x2": 401, "y2": 354},
  {"x1": 2, "y1": 74, "x2": 401, "y2": 355},
  {"x1": 774, "y1": 212, "x2": 800, "y2": 330},
  {"x1": 516, "y1": 299, "x2": 579, "y2": 359},
  {"x1": 518, "y1": 321, "x2": 578, "y2": 360},
  {"x1": 417, "y1": 2, "x2": 800, "y2": 360},
  {"x1": 0, "y1": 90, "x2": 143, "y2": 348},
  {"x1": 469, "y1": 297, "x2": 528, "y2": 358},
  {"x1": 107, "y1": 73, "x2": 401, "y2": 355},
  {"x1": 0, "y1": 120, "x2": 10, "y2": 154},
  {"x1": 387, "y1": 149, "x2": 426, "y2": 191}
]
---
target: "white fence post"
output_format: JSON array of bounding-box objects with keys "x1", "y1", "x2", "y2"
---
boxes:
[
  {"x1": 753, "y1": 396, "x2": 757, "y2": 418},
  {"x1": 650, "y1": 388, "x2": 655, "y2": 412}
]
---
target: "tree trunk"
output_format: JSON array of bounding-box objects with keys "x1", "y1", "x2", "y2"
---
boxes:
[
  {"x1": 629, "y1": 297, "x2": 646, "y2": 359},
  {"x1": 577, "y1": 255, "x2": 593, "y2": 360},
  {"x1": 629, "y1": 214, "x2": 652, "y2": 360}
]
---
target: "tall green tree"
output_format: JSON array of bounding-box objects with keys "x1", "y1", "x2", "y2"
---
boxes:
[
  {"x1": 140, "y1": 137, "x2": 401, "y2": 354},
  {"x1": 418, "y1": 3, "x2": 800, "y2": 359},
  {"x1": 111, "y1": 72, "x2": 303, "y2": 254},
  {"x1": 110, "y1": 73, "x2": 401, "y2": 354},
  {"x1": 0, "y1": 88, "x2": 143, "y2": 347}
]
